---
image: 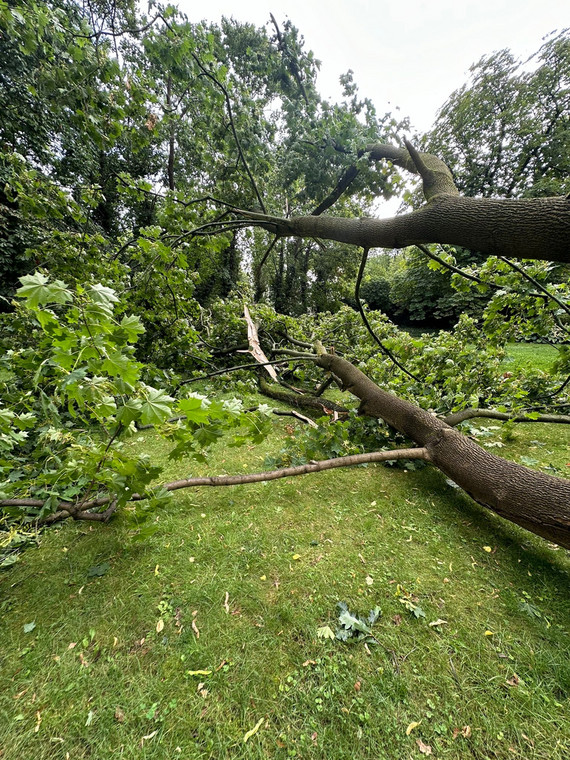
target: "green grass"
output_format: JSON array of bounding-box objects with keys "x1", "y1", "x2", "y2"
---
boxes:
[
  {"x1": 504, "y1": 343, "x2": 560, "y2": 373},
  {"x1": 1, "y1": 410, "x2": 569, "y2": 759}
]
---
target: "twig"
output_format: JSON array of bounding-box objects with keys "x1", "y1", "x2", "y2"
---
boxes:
[{"x1": 355, "y1": 248, "x2": 421, "y2": 382}]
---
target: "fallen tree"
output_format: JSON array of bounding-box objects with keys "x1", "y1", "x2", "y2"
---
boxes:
[{"x1": 2, "y1": 142, "x2": 569, "y2": 555}]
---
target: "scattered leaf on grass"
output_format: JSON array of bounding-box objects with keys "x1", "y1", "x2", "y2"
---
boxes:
[
  {"x1": 416, "y1": 738, "x2": 432, "y2": 755},
  {"x1": 429, "y1": 619, "x2": 448, "y2": 628},
  {"x1": 186, "y1": 669, "x2": 212, "y2": 676},
  {"x1": 243, "y1": 717, "x2": 264, "y2": 743},
  {"x1": 484, "y1": 630, "x2": 494, "y2": 636},
  {"x1": 192, "y1": 610, "x2": 200, "y2": 638},
  {"x1": 156, "y1": 619, "x2": 165, "y2": 633},
  {"x1": 87, "y1": 562, "x2": 110, "y2": 578},
  {"x1": 506, "y1": 674, "x2": 520, "y2": 687},
  {"x1": 365, "y1": 575, "x2": 374, "y2": 586},
  {"x1": 292, "y1": 554, "x2": 301, "y2": 560},
  {"x1": 114, "y1": 707, "x2": 125, "y2": 723},
  {"x1": 406, "y1": 721, "x2": 422, "y2": 735},
  {"x1": 23, "y1": 622, "x2": 36, "y2": 633},
  {"x1": 85, "y1": 710, "x2": 94, "y2": 727},
  {"x1": 223, "y1": 592, "x2": 230, "y2": 614},
  {"x1": 483, "y1": 546, "x2": 492, "y2": 553},
  {"x1": 316, "y1": 625, "x2": 335, "y2": 640}
]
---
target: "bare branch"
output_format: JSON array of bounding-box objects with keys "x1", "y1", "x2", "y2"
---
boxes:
[
  {"x1": 355, "y1": 248, "x2": 421, "y2": 382},
  {"x1": 444, "y1": 408, "x2": 570, "y2": 426}
]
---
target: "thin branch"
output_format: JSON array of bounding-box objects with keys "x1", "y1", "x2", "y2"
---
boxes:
[
  {"x1": 190, "y1": 53, "x2": 266, "y2": 213},
  {"x1": 444, "y1": 408, "x2": 570, "y2": 426},
  {"x1": 499, "y1": 256, "x2": 570, "y2": 320},
  {"x1": 178, "y1": 358, "x2": 313, "y2": 385},
  {"x1": 416, "y1": 244, "x2": 501, "y2": 289},
  {"x1": 355, "y1": 248, "x2": 421, "y2": 382},
  {"x1": 2, "y1": 447, "x2": 429, "y2": 524}
]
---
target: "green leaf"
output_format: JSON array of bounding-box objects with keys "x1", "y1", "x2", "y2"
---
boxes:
[
  {"x1": 16, "y1": 272, "x2": 50, "y2": 308},
  {"x1": 23, "y1": 621, "x2": 36, "y2": 633},
  {"x1": 316, "y1": 625, "x2": 335, "y2": 640},
  {"x1": 338, "y1": 609, "x2": 372, "y2": 634},
  {"x1": 140, "y1": 387, "x2": 174, "y2": 426},
  {"x1": 101, "y1": 352, "x2": 140, "y2": 386},
  {"x1": 178, "y1": 396, "x2": 211, "y2": 424},
  {"x1": 87, "y1": 562, "x2": 111, "y2": 578}
]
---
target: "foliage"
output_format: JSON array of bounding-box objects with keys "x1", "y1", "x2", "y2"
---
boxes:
[
  {"x1": 427, "y1": 31, "x2": 570, "y2": 199},
  {"x1": 0, "y1": 275, "x2": 270, "y2": 542}
]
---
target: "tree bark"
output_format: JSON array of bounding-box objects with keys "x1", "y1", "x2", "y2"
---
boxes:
[
  {"x1": 244, "y1": 195, "x2": 570, "y2": 263},
  {"x1": 237, "y1": 141, "x2": 570, "y2": 263},
  {"x1": 316, "y1": 352, "x2": 570, "y2": 549}
]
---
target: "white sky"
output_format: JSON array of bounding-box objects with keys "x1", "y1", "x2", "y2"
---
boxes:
[{"x1": 176, "y1": 0, "x2": 568, "y2": 133}]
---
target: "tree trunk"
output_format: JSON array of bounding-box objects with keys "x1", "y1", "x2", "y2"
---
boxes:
[
  {"x1": 316, "y1": 353, "x2": 570, "y2": 548},
  {"x1": 238, "y1": 141, "x2": 570, "y2": 263},
  {"x1": 252, "y1": 195, "x2": 570, "y2": 263}
]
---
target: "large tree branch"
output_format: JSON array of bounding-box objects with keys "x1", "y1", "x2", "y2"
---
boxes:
[
  {"x1": 237, "y1": 194, "x2": 570, "y2": 263},
  {"x1": 2, "y1": 448, "x2": 427, "y2": 525},
  {"x1": 315, "y1": 351, "x2": 570, "y2": 548}
]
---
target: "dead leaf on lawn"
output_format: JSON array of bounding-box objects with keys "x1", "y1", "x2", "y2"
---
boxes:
[
  {"x1": 392, "y1": 614, "x2": 402, "y2": 626},
  {"x1": 156, "y1": 619, "x2": 164, "y2": 634},
  {"x1": 406, "y1": 721, "x2": 421, "y2": 735},
  {"x1": 223, "y1": 592, "x2": 230, "y2": 614},
  {"x1": 506, "y1": 674, "x2": 520, "y2": 687},
  {"x1": 114, "y1": 707, "x2": 125, "y2": 723},
  {"x1": 416, "y1": 738, "x2": 432, "y2": 755},
  {"x1": 462, "y1": 725, "x2": 472, "y2": 738}
]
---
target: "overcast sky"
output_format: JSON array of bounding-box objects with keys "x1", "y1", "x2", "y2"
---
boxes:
[{"x1": 177, "y1": 0, "x2": 568, "y2": 133}]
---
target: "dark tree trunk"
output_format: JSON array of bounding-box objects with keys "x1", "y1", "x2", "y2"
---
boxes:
[
  {"x1": 166, "y1": 75, "x2": 175, "y2": 192},
  {"x1": 316, "y1": 353, "x2": 570, "y2": 549}
]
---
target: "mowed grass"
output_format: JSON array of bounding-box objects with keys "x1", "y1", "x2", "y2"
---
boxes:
[
  {"x1": 504, "y1": 343, "x2": 561, "y2": 373},
  {"x1": 1, "y1": 405, "x2": 569, "y2": 760}
]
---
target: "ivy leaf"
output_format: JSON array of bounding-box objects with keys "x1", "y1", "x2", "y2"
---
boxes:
[{"x1": 140, "y1": 388, "x2": 174, "y2": 426}]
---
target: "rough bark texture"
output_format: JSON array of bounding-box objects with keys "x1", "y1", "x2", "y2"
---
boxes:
[
  {"x1": 250, "y1": 195, "x2": 570, "y2": 263},
  {"x1": 316, "y1": 353, "x2": 570, "y2": 549},
  {"x1": 238, "y1": 142, "x2": 570, "y2": 263},
  {"x1": 259, "y1": 376, "x2": 348, "y2": 415}
]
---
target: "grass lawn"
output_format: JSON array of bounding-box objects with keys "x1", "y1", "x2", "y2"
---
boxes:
[
  {"x1": 504, "y1": 343, "x2": 561, "y2": 373},
  {"x1": 1, "y1": 395, "x2": 569, "y2": 759}
]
